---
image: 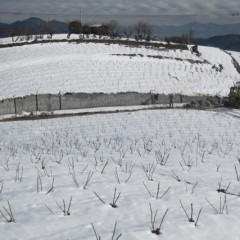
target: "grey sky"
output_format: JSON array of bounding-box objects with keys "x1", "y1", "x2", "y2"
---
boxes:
[{"x1": 0, "y1": 0, "x2": 240, "y2": 25}]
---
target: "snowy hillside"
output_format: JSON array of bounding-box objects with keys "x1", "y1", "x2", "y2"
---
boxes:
[
  {"x1": 1, "y1": 36, "x2": 240, "y2": 240},
  {"x1": 1, "y1": 109, "x2": 240, "y2": 240},
  {"x1": 230, "y1": 51, "x2": 240, "y2": 64},
  {"x1": 0, "y1": 38, "x2": 239, "y2": 100}
]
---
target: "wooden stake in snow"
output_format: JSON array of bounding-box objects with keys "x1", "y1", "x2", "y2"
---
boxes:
[
  {"x1": 91, "y1": 221, "x2": 122, "y2": 240},
  {"x1": 179, "y1": 200, "x2": 202, "y2": 224},
  {"x1": 149, "y1": 203, "x2": 169, "y2": 235},
  {"x1": 0, "y1": 201, "x2": 15, "y2": 223},
  {"x1": 56, "y1": 196, "x2": 72, "y2": 216},
  {"x1": 46, "y1": 177, "x2": 55, "y2": 195}
]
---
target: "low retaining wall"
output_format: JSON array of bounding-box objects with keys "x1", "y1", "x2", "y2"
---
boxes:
[
  {"x1": 61, "y1": 92, "x2": 151, "y2": 109},
  {"x1": 0, "y1": 92, "x2": 220, "y2": 116}
]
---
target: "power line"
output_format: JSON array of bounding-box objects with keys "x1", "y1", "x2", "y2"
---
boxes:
[{"x1": 0, "y1": 11, "x2": 239, "y2": 17}]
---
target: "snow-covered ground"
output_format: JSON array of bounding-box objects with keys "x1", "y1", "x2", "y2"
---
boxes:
[
  {"x1": 0, "y1": 103, "x2": 186, "y2": 121},
  {"x1": 0, "y1": 37, "x2": 239, "y2": 100},
  {"x1": 1, "y1": 35, "x2": 240, "y2": 240},
  {"x1": 0, "y1": 33, "x2": 109, "y2": 45},
  {"x1": 1, "y1": 109, "x2": 240, "y2": 240},
  {"x1": 229, "y1": 51, "x2": 240, "y2": 64}
]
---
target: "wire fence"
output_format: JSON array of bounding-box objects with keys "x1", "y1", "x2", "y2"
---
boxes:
[{"x1": 0, "y1": 92, "x2": 220, "y2": 116}]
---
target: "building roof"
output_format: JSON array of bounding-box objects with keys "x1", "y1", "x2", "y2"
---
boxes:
[{"x1": 90, "y1": 24, "x2": 103, "y2": 28}]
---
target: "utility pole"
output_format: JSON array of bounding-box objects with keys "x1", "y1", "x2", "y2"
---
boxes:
[{"x1": 80, "y1": 10, "x2": 82, "y2": 23}]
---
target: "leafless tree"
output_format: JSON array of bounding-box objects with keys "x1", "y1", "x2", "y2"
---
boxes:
[
  {"x1": 134, "y1": 20, "x2": 152, "y2": 40},
  {"x1": 68, "y1": 20, "x2": 82, "y2": 38},
  {"x1": 5, "y1": 27, "x2": 18, "y2": 42},
  {"x1": 122, "y1": 25, "x2": 134, "y2": 40},
  {"x1": 181, "y1": 28, "x2": 194, "y2": 44},
  {"x1": 105, "y1": 19, "x2": 121, "y2": 38},
  {"x1": 45, "y1": 21, "x2": 56, "y2": 39},
  {"x1": 82, "y1": 23, "x2": 91, "y2": 35}
]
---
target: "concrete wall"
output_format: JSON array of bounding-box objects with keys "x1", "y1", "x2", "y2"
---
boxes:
[
  {"x1": 15, "y1": 95, "x2": 36, "y2": 114},
  {"x1": 37, "y1": 94, "x2": 60, "y2": 111},
  {"x1": 0, "y1": 98, "x2": 15, "y2": 115},
  {"x1": 0, "y1": 92, "x2": 220, "y2": 116},
  {"x1": 61, "y1": 92, "x2": 152, "y2": 110}
]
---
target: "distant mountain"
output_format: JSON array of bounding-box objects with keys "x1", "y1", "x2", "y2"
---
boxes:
[
  {"x1": 1, "y1": 17, "x2": 240, "y2": 39},
  {"x1": 193, "y1": 34, "x2": 240, "y2": 52},
  {"x1": 11, "y1": 17, "x2": 47, "y2": 33},
  {"x1": 0, "y1": 17, "x2": 68, "y2": 38},
  {"x1": 49, "y1": 20, "x2": 68, "y2": 33},
  {"x1": 1, "y1": 18, "x2": 240, "y2": 52},
  {"x1": 152, "y1": 22, "x2": 240, "y2": 39},
  {"x1": 0, "y1": 23, "x2": 8, "y2": 37}
]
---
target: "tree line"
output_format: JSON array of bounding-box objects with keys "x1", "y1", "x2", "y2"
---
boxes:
[
  {"x1": 61, "y1": 19, "x2": 153, "y2": 41},
  {"x1": 2, "y1": 18, "x2": 193, "y2": 44}
]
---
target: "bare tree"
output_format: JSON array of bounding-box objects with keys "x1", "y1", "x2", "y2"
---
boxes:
[
  {"x1": 189, "y1": 28, "x2": 194, "y2": 43},
  {"x1": 181, "y1": 28, "x2": 194, "y2": 44},
  {"x1": 45, "y1": 21, "x2": 56, "y2": 39},
  {"x1": 122, "y1": 25, "x2": 134, "y2": 40},
  {"x1": 134, "y1": 20, "x2": 152, "y2": 41},
  {"x1": 4, "y1": 26, "x2": 18, "y2": 42},
  {"x1": 82, "y1": 23, "x2": 91, "y2": 35},
  {"x1": 8, "y1": 25, "x2": 34, "y2": 41},
  {"x1": 105, "y1": 20, "x2": 121, "y2": 38},
  {"x1": 68, "y1": 20, "x2": 82, "y2": 38}
]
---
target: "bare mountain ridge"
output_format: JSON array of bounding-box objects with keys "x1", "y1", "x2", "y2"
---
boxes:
[
  {"x1": 193, "y1": 34, "x2": 240, "y2": 52},
  {"x1": 152, "y1": 21, "x2": 240, "y2": 38}
]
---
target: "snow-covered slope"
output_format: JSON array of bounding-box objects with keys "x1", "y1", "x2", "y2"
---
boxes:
[
  {"x1": 1, "y1": 109, "x2": 240, "y2": 240},
  {"x1": 0, "y1": 39, "x2": 239, "y2": 100},
  {"x1": 229, "y1": 51, "x2": 240, "y2": 64}
]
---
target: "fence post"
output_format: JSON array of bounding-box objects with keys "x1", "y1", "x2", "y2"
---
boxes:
[
  {"x1": 36, "y1": 94, "x2": 38, "y2": 112},
  {"x1": 59, "y1": 92, "x2": 62, "y2": 110},
  {"x1": 14, "y1": 98, "x2": 17, "y2": 114},
  {"x1": 150, "y1": 91, "x2": 154, "y2": 104}
]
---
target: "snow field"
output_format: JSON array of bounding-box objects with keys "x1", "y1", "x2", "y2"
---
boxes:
[
  {"x1": 0, "y1": 41, "x2": 239, "y2": 100},
  {"x1": 1, "y1": 109, "x2": 240, "y2": 239},
  {"x1": 229, "y1": 51, "x2": 240, "y2": 64}
]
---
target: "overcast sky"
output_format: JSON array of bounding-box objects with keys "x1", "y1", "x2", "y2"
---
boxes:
[{"x1": 0, "y1": 0, "x2": 240, "y2": 25}]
